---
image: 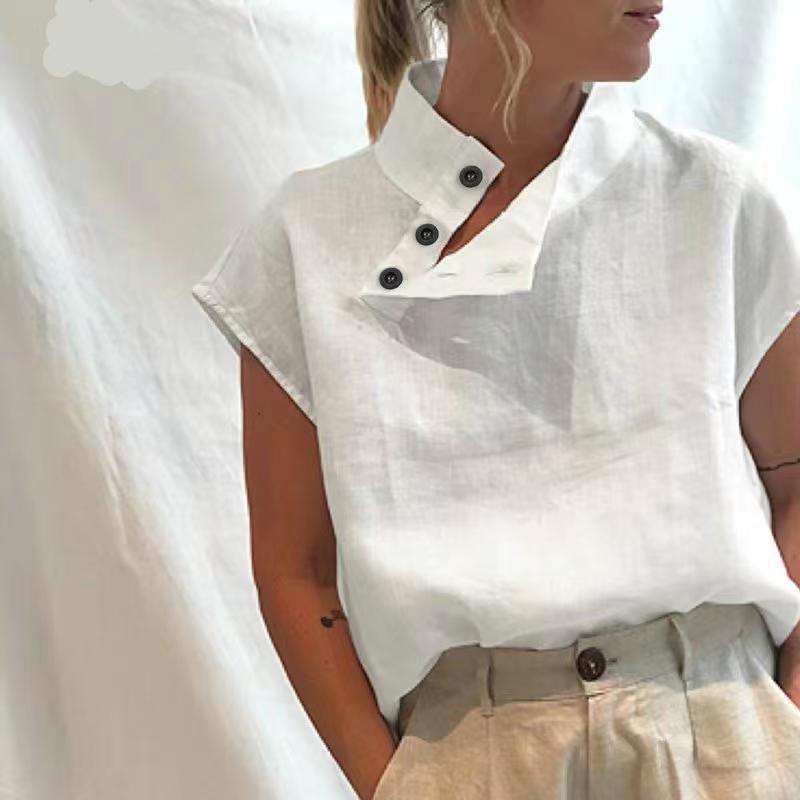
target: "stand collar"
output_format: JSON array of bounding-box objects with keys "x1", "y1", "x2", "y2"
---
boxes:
[{"x1": 359, "y1": 57, "x2": 643, "y2": 322}]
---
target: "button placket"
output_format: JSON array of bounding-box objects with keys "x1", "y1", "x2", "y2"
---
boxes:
[
  {"x1": 359, "y1": 144, "x2": 504, "y2": 300},
  {"x1": 411, "y1": 160, "x2": 484, "y2": 261}
]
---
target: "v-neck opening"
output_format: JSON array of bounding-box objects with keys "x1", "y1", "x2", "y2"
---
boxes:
[
  {"x1": 426, "y1": 87, "x2": 590, "y2": 276},
  {"x1": 429, "y1": 151, "x2": 565, "y2": 277}
]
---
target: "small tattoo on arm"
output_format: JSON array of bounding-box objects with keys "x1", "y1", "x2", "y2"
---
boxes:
[
  {"x1": 756, "y1": 456, "x2": 800, "y2": 472},
  {"x1": 320, "y1": 608, "x2": 347, "y2": 628}
]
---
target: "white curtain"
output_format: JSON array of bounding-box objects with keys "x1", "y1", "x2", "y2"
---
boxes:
[{"x1": 1, "y1": 1, "x2": 797, "y2": 798}]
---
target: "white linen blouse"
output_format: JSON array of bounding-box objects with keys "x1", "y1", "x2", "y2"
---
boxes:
[{"x1": 192, "y1": 57, "x2": 800, "y2": 738}]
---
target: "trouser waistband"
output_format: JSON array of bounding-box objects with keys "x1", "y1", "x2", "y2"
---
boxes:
[{"x1": 412, "y1": 603, "x2": 768, "y2": 720}]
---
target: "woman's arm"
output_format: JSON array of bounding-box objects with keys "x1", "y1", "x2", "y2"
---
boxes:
[
  {"x1": 240, "y1": 345, "x2": 395, "y2": 799},
  {"x1": 739, "y1": 312, "x2": 800, "y2": 702}
]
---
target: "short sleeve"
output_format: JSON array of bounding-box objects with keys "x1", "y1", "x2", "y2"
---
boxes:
[
  {"x1": 191, "y1": 177, "x2": 316, "y2": 424},
  {"x1": 733, "y1": 161, "x2": 800, "y2": 399}
]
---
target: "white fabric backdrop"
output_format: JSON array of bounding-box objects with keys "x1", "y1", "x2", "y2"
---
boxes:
[{"x1": 1, "y1": 1, "x2": 797, "y2": 798}]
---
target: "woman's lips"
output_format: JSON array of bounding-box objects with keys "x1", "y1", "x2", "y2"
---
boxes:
[{"x1": 624, "y1": 12, "x2": 660, "y2": 31}]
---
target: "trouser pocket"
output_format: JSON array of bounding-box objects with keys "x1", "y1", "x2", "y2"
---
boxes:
[
  {"x1": 373, "y1": 678, "x2": 433, "y2": 798},
  {"x1": 739, "y1": 620, "x2": 800, "y2": 729},
  {"x1": 683, "y1": 621, "x2": 800, "y2": 771}
]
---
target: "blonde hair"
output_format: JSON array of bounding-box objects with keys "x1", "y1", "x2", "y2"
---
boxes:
[{"x1": 355, "y1": 0, "x2": 531, "y2": 144}]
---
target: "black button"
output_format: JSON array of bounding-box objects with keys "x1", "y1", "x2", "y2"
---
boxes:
[
  {"x1": 459, "y1": 165, "x2": 483, "y2": 188},
  {"x1": 575, "y1": 647, "x2": 606, "y2": 681},
  {"x1": 415, "y1": 223, "x2": 439, "y2": 246},
  {"x1": 378, "y1": 266, "x2": 403, "y2": 290}
]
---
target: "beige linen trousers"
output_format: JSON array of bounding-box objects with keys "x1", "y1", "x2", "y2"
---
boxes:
[{"x1": 372, "y1": 602, "x2": 800, "y2": 799}]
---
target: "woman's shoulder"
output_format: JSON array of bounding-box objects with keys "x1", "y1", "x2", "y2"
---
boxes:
[
  {"x1": 632, "y1": 104, "x2": 767, "y2": 193},
  {"x1": 280, "y1": 141, "x2": 410, "y2": 231},
  {"x1": 284, "y1": 143, "x2": 379, "y2": 200}
]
